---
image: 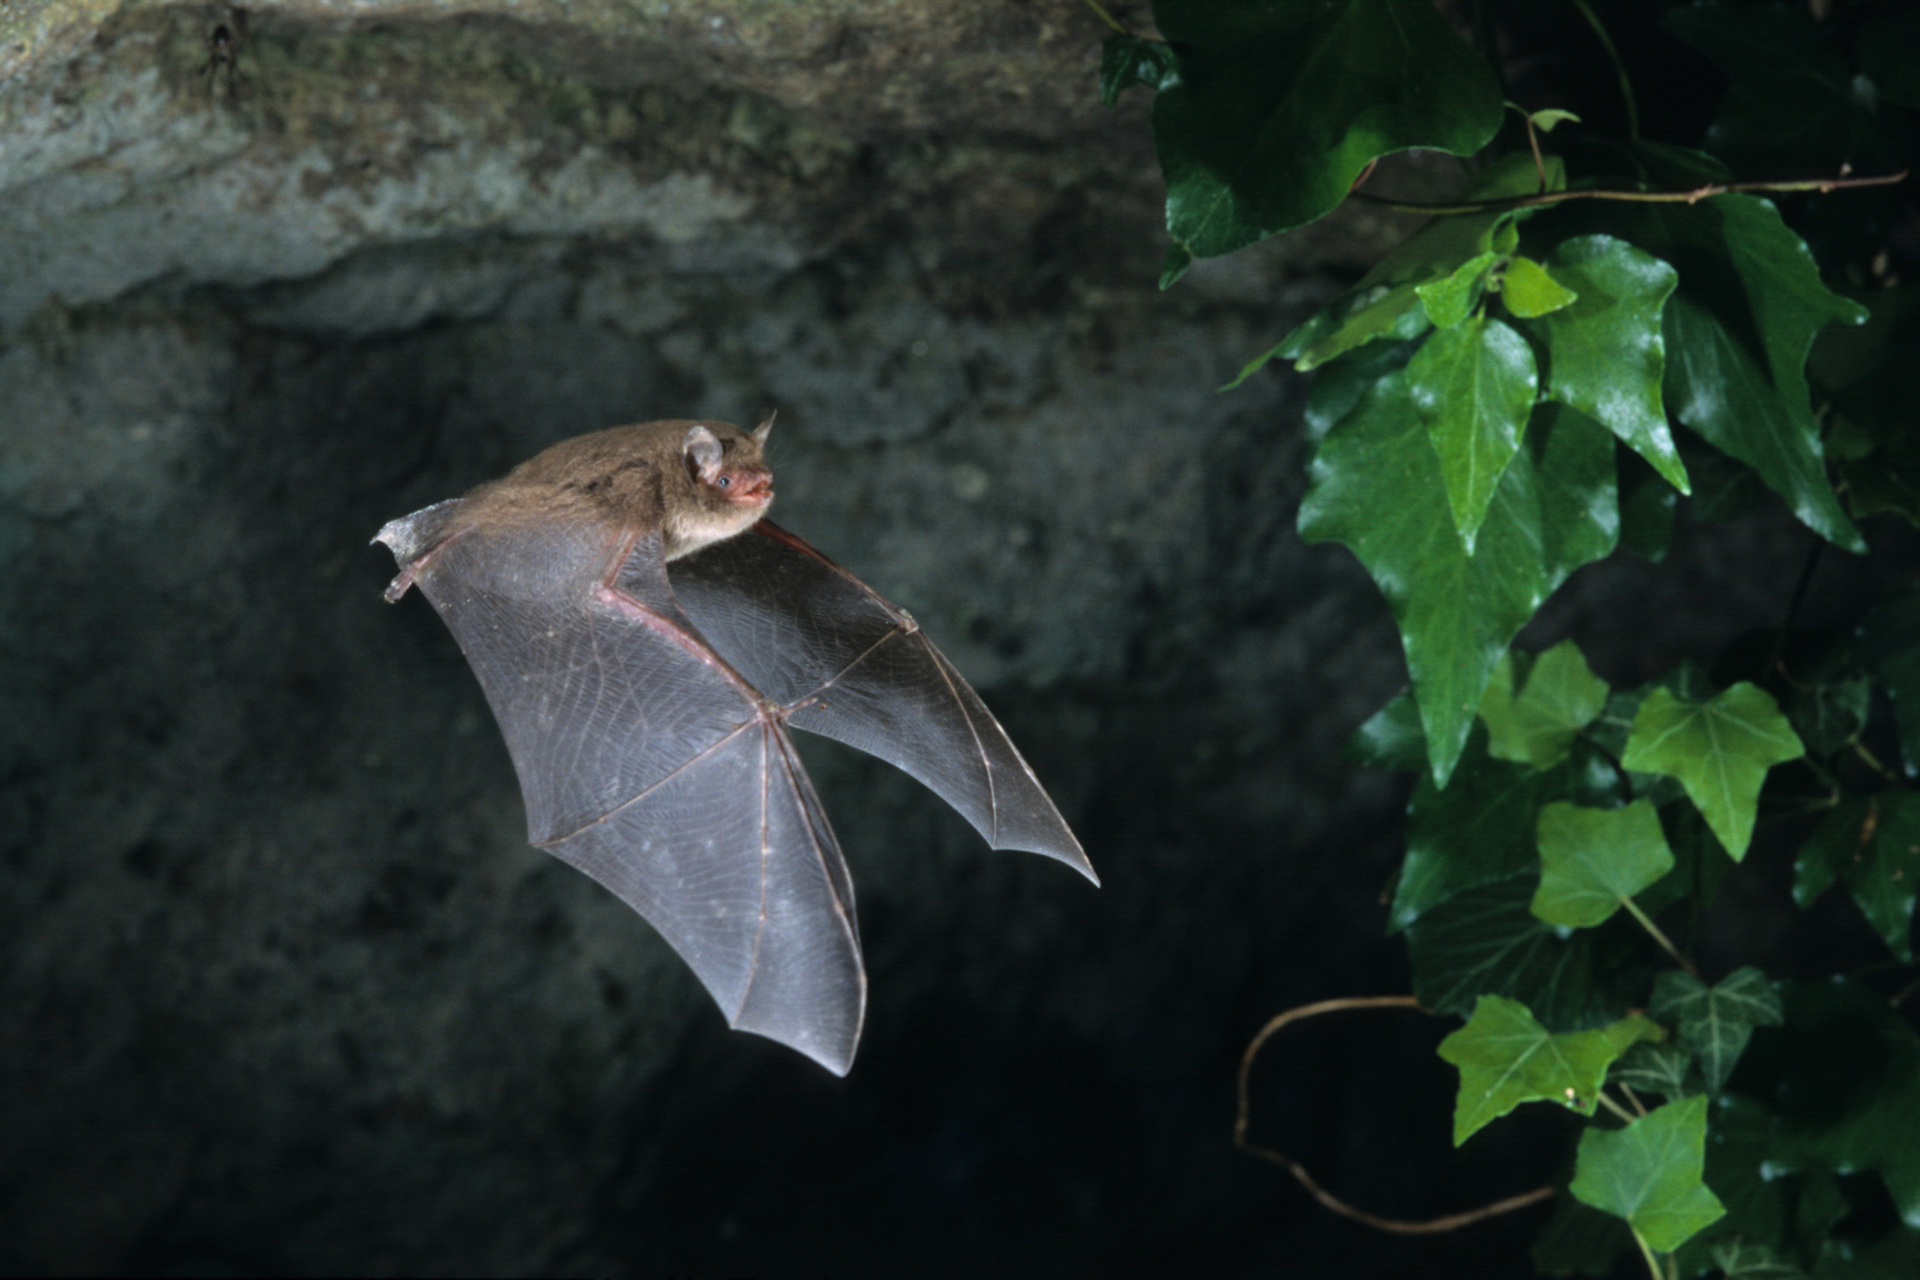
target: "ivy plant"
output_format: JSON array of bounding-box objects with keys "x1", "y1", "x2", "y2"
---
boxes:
[{"x1": 1097, "y1": 1, "x2": 1919, "y2": 1276}]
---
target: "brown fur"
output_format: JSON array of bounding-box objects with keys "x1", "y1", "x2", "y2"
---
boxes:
[{"x1": 457, "y1": 418, "x2": 774, "y2": 560}]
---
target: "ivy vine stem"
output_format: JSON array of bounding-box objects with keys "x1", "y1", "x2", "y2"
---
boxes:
[
  {"x1": 1619, "y1": 896, "x2": 1699, "y2": 980},
  {"x1": 1850, "y1": 738, "x2": 1897, "y2": 781},
  {"x1": 1080, "y1": 0, "x2": 1128, "y2": 37},
  {"x1": 1234, "y1": 995, "x2": 1555, "y2": 1232},
  {"x1": 1350, "y1": 169, "x2": 1908, "y2": 217},
  {"x1": 1629, "y1": 1225, "x2": 1664, "y2": 1280},
  {"x1": 1596, "y1": 1090, "x2": 1639, "y2": 1125}
]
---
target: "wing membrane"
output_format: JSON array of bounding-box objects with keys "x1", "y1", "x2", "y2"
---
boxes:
[
  {"x1": 383, "y1": 508, "x2": 865, "y2": 1074},
  {"x1": 670, "y1": 523, "x2": 1096, "y2": 884}
]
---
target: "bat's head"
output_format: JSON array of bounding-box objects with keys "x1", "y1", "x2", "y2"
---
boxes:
[{"x1": 666, "y1": 420, "x2": 774, "y2": 559}]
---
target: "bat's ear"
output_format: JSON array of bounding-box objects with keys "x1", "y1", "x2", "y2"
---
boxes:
[
  {"x1": 751, "y1": 412, "x2": 776, "y2": 446},
  {"x1": 684, "y1": 424, "x2": 723, "y2": 479}
]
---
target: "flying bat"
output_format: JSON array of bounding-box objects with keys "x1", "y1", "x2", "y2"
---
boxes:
[{"x1": 374, "y1": 418, "x2": 1096, "y2": 1074}]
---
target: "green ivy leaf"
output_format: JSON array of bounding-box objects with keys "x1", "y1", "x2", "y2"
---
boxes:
[
  {"x1": 1795, "y1": 795, "x2": 1920, "y2": 963},
  {"x1": 1244, "y1": 156, "x2": 1548, "y2": 383},
  {"x1": 1532, "y1": 800, "x2": 1675, "y2": 930},
  {"x1": 1501, "y1": 255, "x2": 1579, "y2": 319},
  {"x1": 1709, "y1": 1237, "x2": 1807, "y2": 1279},
  {"x1": 1246, "y1": 282, "x2": 1428, "y2": 384},
  {"x1": 1439, "y1": 996, "x2": 1660, "y2": 1145},
  {"x1": 1407, "y1": 314, "x2": 1539, "y2": 552},
  {"x1": 1620, "y1": 684, "x2": 1804, "y2": 860},
  {"x1": 1530, "y1": 234, "x2": 1689, "y2": 494},
  {"x1": 1301, "y1": 340, "x2": 1414, "y2": 443},
  {"x1": 1417, "y1": 251, "x2": 1497, "y2": 328},
  {"x1": 1672, "y1": 1094, "x2": 1856, "y2": 1278},
  {"x1": 1098, "y1": 33, "x2": 1177, "y2": 106},
  {"x1": 1390, "y1": 728, "x2": 1561, "y2": 932},
  {"x1": 1649, "y1": 967, "x2": 1783, "y2": 1092},
  {"x1": 1644, "y1": 194, "x2": 1867, "y2": 552},
  {"x1": 1301, "y1": 385, "x2": 1618, "y2": 786},
  {"x1": 1784, "y1": 673, "x2": 1869, "y2": 760},
  {"x1": 1479, "y1": 640, "x2": 1611, "y2": 769},
  {"x1": 1664, "y1": 294, "x2": 1862, "y2": 553},
  {"x1": 1347, "y1": 688, "x2": 1428, "y2": 772},
  {"x1": 1760, "y1": 981, "x2": 1920, "y2": 1230},
  {"x1": 1856, "y1": 587, "x2": 1920, "y2": 776},
  {"x1": 1147, "y1": 0, "x2": 1503, "y2": 279},
  {"x1": 1570, "y1": 1095, "x2": 1727, "y2": 1253},
  {"x1": 1673, "y1": 1094, "x2": 1789, "y2": 1273},
  {"x1": 1608, "y1": 1039, "x2": 1698, "y2": 1103},
  {"x1": 1407, "y1": 874, "x2": 1653, "y2": 1031}
]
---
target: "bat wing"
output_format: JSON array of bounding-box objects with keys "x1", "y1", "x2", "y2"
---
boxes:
[
  {"x1": 377, "y1": 504, "x2": 865, "y2": 1075},
  {"x1": 668, "y1": 522, "x2": 1097, "y2": 885}
]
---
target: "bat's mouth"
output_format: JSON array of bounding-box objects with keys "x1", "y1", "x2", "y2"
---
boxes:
[{"x1": 729, "y1": 475, "x2": 773, "y2": 506}]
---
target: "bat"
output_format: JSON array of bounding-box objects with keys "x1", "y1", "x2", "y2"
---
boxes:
[{"x1": 374, "y1": 418, "x2": 1096, "y2": 1074}]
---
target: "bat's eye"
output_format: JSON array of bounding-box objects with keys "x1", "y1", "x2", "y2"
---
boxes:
[{"x1": 714, "y1": 475, "x2": 732, "y2": 489}]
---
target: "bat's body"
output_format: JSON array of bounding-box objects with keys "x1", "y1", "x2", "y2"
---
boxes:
[{"x1": 375, "y1": 420, "x2": 1094, "y2": 1074}]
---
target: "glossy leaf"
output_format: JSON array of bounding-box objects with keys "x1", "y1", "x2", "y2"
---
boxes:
[
  {"x1": 1664, "y1": 295, "x2": 1861, "y2": 553},
  {"x1": 1417, "y1": 251, "x2": 1497, "y2": 328},
  {"x1": 1608, "y1": 1040, "x2": 1698, "y2": 1103},
  {"x1": 1147, "y1": 0, "x2": 1503, "y2": 279},
  {"x1": 1347, "y1": 689, "x2": 1428, "y2": 773},
  {"x1": 1500, "y1": 255, "x2": 1578, "y2": 319},
  {"x1": 1649, "y1": 967, "x2": 1783, "y2": 1092},
  {"x1": 1528, "y1": 108, "x2": 1580, "y2": 133},
  {"x1": 1407, "y1": 874, "x2": 1652, "y2": 1032},
  {"x1": 1646, "y1": 194, "x2": 1867, "y2": 552},
  {"x1": 1795, "y1": 795, "x2": 1920, "y2": 963},
  {"x1": 1570, "y1": 1095, "x2": 1727, "y2": 1253},
  {"x1": 1621, "y1": 684, "x2": 1804, "y2": 860},
  {"x1": 1390, "y1": 729, "x2": 1560, "y2": 933},
  {"x1": 1246, "y1": 154, "x2": 1547, "y2": 383},
  {"x1": 1532, "y1": 800, "x2": 1674, "y2": 930},
  {"x1": 1098, "y1": 33, "x2": 1177, "y2": 105},
  {"x1": 1263, "y1": 284, "x2": 1430, "y2": 381},
  {"x1": 1439, "y1": 996, "x2": 1660, "y2": 1145},
  {"x1": 1531, "y1": 235, "x2": 1688, "y2": 493},
  {"x1": 1301, "y1": 340, "x2": 1416, "y2": 443},
  {"x1": 1407, "y1": 315, "x2": 1539, "y2": 551},
  {"x1": 1300, "y1": 384, "x2": 1618, "y2": 786},
  {"x1": 1478, "y1": 640, "x2": 1610, "y2": 769},
  {"x1": 1261, "y1": 189, "x2": 1533, "y2": 380}
]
